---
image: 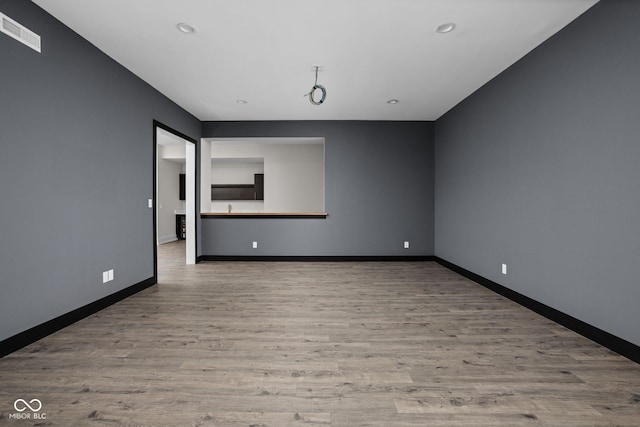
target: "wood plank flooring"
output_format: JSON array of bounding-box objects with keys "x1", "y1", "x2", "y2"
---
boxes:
[{"x1": 1, "y1": 240, "x2": 639, "y2": 426}]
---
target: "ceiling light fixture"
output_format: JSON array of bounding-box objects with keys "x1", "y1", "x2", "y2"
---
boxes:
[
  {"x1": 176, "y1": 23, "x2": 195, "y2": 34},
  {"x1": 387, "y1": 99, "x2": 399, "y2": 104},
  {"x1": 236, "y1": 99, "x2": 248, "y2": 104},
  {"x1": 435, "y1": 22, "x2": 456, "y2": 34},
  {"x1": 304, "y1": 66, "x2": 327, "y2": 105}
]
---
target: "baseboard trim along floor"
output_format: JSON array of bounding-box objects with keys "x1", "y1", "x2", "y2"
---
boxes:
[
  {"x1": 199, "y1": 255, "x2": 436, "y2": 262},
  {"x1": 435, "y1": 257, "x2": 640, "y2": 365},
  {"x1": 2, "y1": 256, "x2": 638, "y2": 365},
  {"x1": 0, "y1": 277, "x2": 156, "y2": 358}
]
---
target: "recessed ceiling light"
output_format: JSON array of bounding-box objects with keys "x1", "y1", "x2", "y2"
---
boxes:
[
  {"x1": 387, "y1": 99, "x2": 399, "y2": 104},
  {"x1": 176, "y1": 23, "x2": 195, "y2": 34},
  {"x1": 435, "y1": 22, "x2": 456, "y2": 34},
  {"x1": 236, "y1": 99, "x2": 248, "y2": 104}
]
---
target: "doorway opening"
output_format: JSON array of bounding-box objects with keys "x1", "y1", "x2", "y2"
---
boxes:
[{"x1": 153, "y1": 121, "x2": 197, "y2": 281}]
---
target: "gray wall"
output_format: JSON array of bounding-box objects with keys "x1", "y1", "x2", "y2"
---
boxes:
[
  {"x1": 201, "y1": 121, "x2": 434, "y2": 256},
  {"x1": 435, "y1": 0, "x2": 640, "y2": 346},
  {"x1": 0, "y1": 0, "x2": 200, "y2": 341}
]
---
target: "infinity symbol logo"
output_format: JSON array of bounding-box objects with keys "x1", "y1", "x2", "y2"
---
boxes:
[{"x1": 14, "y1": 399, "x2": 42, "y2": 412}]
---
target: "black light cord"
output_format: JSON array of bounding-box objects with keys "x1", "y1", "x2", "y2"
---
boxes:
[{"x1": 307, "y1": 66, "x2": 326, "y2": 105}]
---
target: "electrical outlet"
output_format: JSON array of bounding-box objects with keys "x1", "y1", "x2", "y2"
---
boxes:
[
  {"x1": 252, "y1": 241, "x2": 258, "y2": 249},
  {"x1": 103, "y1": 269, "x2": 114, "y2": 283},
  {"x1": 501, "y1": 263, "x2": 507, "y2": 275},
  {"x1": 404, "y1": 241, "x2": 410, "y2": 249}
]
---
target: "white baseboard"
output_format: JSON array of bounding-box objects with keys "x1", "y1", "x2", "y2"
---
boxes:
[{"x1": 158, "y1": 235, "x2": 178, "y2": 245}]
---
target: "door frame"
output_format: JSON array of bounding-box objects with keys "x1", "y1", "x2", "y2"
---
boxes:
[{"x1": 153, "y1": 120, "x2": 198, "y2": 280}]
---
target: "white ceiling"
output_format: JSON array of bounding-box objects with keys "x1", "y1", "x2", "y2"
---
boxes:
[
  {"x1": 33, "y1": 0, "x2": 598, "y2": 121},
  {"x1": 156, "y1": 127, "x2": 187, "y2": 146}
]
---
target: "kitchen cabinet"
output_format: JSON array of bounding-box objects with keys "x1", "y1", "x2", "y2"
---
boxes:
[
  {"x1": 254, "y1": 173, "x2": 264, "y2": 200},
  {"x1": 179, "y1": 174, "x2": 185, "y2": 201},
  {"x1": 175, "y1": 214, "x2": 186, "y2": 240},
  {"x1": 211, "y1": 174, "x2": 264, "y2": 200}
]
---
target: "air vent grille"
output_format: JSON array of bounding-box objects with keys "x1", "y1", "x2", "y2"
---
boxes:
[
  {"x1": 2, "y1": 17, "x2": 20, "y2": 37},
  {"x1": 1, "y1": 12, "x2": 41, "y2": 53}
]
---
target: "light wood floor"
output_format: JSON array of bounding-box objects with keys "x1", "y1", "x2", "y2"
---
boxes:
[{"x1": 1, "y1": 240, "x2": 639, "y2": 426}]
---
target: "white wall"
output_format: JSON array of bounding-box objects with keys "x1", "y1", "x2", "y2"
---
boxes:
[
  {"x1": 209, "y1": 141, "x2": 324, "y2": 213},
  {"x1": 211, "y1": 160, "x2": 263, "y2": 184},
  {"x1": 157, "y1": 157, "x2": 185, "y2": 243},
  {"x1": 264, "y1": 144, "x2": 324, "y2": 212},
  {"x1": 200, "y1": 139, "x2": 211, "y2": 213}
]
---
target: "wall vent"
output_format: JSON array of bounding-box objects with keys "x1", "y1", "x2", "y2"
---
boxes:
[{"x1": 1, "y1": 12, "x2": 41, "y2": 53}]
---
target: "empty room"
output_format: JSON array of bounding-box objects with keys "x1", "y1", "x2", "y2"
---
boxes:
[{"x1": 1, "y1": 0, "x2": 639, "y2": 425}]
